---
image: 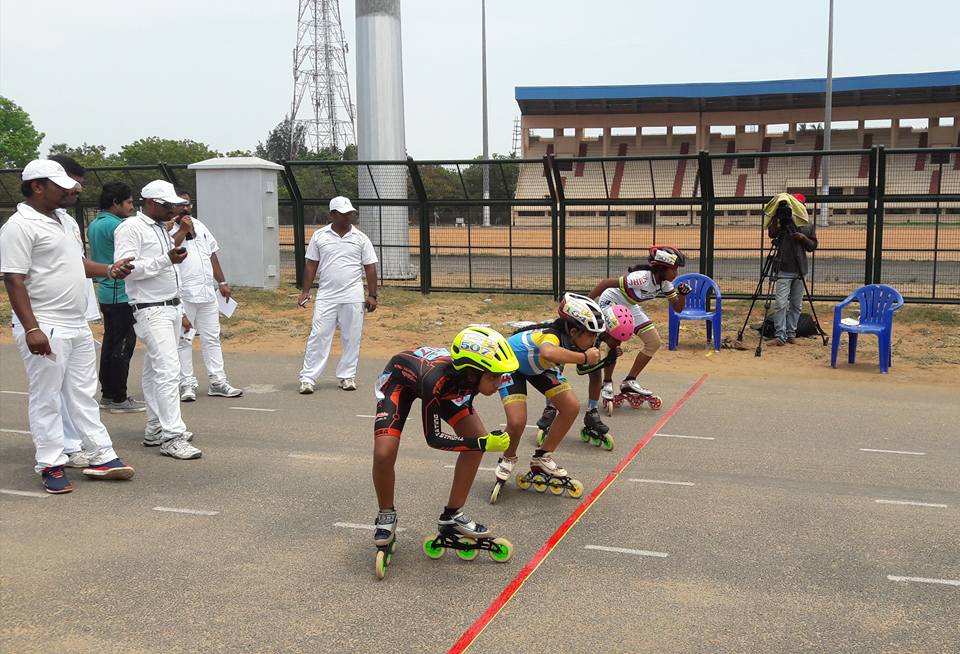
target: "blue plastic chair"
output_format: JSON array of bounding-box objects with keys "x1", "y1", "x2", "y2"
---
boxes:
[
  {"x1": 831, "y1": 284, "x2": 904, "y2": 374},
  {"x1": 668, "y1": 273, "x2": 722, "y2": 351}
]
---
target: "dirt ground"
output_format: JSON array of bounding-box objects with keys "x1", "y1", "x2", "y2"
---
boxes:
[{"x1": 5, "y1": 287, "x2": 955, "y2": 388}]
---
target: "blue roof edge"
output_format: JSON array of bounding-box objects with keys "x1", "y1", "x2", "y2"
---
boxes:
[{"x1": 515, "y1": 71, "x2": 960, "y2": 101}]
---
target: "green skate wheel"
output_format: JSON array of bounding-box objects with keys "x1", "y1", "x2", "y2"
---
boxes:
[
  {"x1": 516, "y1": 473, "x2": 531, "y2": 490},
  {"x1": 579, "y1": 429, "x2": 590, "y2": 443},
  {"x1": 531, "y1": 474, "x2": 547, "y2": 493},
  {"x1": 423, "y1": 535, "x2": 445, "y2": 559},
  {"x1": 602, "y1": 435, "x2": 615, "y2": 451},
  {"x1": 590, "y1": 436, "x2": 601, "y2": 447},
  {"x1": 456, "y1": 538, "x2": 479, "y2": 561},
  {"x1": 375, "y1": 550, "x2": 388, "y2": 579},
  {"x1": 488, "y1": 537, "x2": 514, "y2": 563},
  {"x1": 567, "y1": 479, "x2": 584, "y2": 499}
]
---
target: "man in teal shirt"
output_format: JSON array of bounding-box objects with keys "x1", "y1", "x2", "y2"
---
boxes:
[{"x1": 88, "y1": 181, "x2": 144, "y2": 413}]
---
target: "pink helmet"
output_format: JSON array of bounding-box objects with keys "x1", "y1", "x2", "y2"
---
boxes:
[{"x1": 603, "y1": 305, "x2": 635, "y2": 342}]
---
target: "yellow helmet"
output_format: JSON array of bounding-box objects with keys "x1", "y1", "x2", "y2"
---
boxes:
[{"x1": 450, "y1": 326, "x2": 519, "y2": 375}]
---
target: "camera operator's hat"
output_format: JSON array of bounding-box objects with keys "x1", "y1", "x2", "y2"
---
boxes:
[
  {"x1": 22, "y1": 160, "x2": 80, "y2": 190},
  {"x1": 141, "y1": 180, "x2": 187, "y2": 205},
  {"x1": 763, "y1": 192, "x2": 809, "y2": 228},
  {"x1": 329, "y1": 196, "x2": 357, "y2": 214}
]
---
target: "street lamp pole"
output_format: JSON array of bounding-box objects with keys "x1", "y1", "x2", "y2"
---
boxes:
[
  {"x1": 481, "y1": 0, "x2": 491, "y2": 227},
  {"x1": 820, "y1": 0, "x2": 834, "y2": 227}
]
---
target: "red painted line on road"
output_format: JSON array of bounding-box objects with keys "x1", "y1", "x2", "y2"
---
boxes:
[{"x1": 448, "y1": 374, "x2": 708, "y2": 653}]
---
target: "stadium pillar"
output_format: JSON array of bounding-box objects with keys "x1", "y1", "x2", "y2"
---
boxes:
[
  {"x1": 481, "y1": 0, "x2": 491, "y2": 227},
  {"x1": 820, "y1": 0, "x2": 834, "y2": 227},
  {"x1": 356, "y1": 0, "x2": 412, "y2": 279}
]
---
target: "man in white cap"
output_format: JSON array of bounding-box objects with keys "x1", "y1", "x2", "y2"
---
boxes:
[
  {"x1": 113, "y1": 180, "x2": 201, "y2": 460},
  {"x1": 296, "y1": 196, "x2": 378, "y2": 394},
  {"x1": 0, "y1": 160, "x2": 136, "y2": 493}
]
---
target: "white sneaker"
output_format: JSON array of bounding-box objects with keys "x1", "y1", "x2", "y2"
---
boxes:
[
  {"x1": 299, "y1": 380, "x2": 315, "y2": 394},
  {"x1": 180, "y1": 385, "x2": 197, "y2": 402},
  {"x1": 494, "y1": 455, "x2": 518, "y2": 482},
  {"x1": 208, "y1": 381, "x2": 243, "y2": 398},
  {"x1": 160, "y1": 436, "x2": 202, "y2": 460},
  {"x1": 144, "y1": 430, "x2": 194, "y2": 447},
  {"x1": 339, "y1": 378, "x2": 357, "y2": 391},
  {"x1": 530, "y1": 452, "x2": 568, "y2": 478},
  {"x1": 64, "y1": 451, "x2": 92, "y2": 468}
]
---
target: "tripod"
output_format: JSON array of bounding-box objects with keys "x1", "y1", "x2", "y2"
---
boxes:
[{"x1": 736, "y1": 228, "x2": 828, "y2": 357}]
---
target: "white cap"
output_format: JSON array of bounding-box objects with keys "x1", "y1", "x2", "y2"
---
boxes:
[
  {"x1": 329, "y1": 196, "x2": 356, "y2": 214},
  {"x1": 141, "y1": 180, "x2": 187, "y2": 205},
  {"x1": 21, "y1": 160, "x2": 79, "y2": 190}
]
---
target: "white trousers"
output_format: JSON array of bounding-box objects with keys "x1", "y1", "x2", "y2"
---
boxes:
[
  {"x1": 299, "y1": 302, "x2": 364, "y2": 382},
  {"x1": 178, "y1": 298, "x2": 226, "y2": 388},
  {"x1": 13, "y1": 324, "x2": 117, "y2": 472},
  {"x1": 133, "y1": 305, "x2": 187, "y2": 440}
]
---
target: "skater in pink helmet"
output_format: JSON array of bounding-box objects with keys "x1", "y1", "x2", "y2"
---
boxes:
[{"x1": 587, "y1": 246, "x2": 691, "y2": 412}]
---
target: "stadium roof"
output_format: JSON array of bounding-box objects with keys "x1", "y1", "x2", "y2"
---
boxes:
[{"x1": 516, "y1": 71, "x2": 960, "y2": 115}]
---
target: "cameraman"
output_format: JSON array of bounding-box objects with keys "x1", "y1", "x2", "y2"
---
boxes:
[{"x1": 767, "y1": 195, "x2": 817, "y2": 346}]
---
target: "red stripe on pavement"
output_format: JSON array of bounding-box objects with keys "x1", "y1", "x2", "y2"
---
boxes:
[{"x1": 447, "y1": 374, "x2": 708, "y2": 654}]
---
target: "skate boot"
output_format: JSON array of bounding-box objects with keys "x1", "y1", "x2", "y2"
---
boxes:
[
  {"x1": 535, "y1": 404, "x2": 558, "y2": 447},
  {"x1": 606, "y1": 378, "x2": 662, "y2": 413},
  {"x1": 600, "y1": 381, "x2": 615, "y2": 401},
  {"x1": 490, "y1": 455, "x2": 518, "y2": 504},
  {"x1": 373, "y1": 509, "x2": 398, "y2": 580},
  {"x1": 423, "y1": 510, "x2": 513, "y2": 563},
  {"x1": 580, "y1": 407, "x2": 614, "y2": 450},
  {"x1": 517, "y1": 452, "x2": 585, "y2": 499}
]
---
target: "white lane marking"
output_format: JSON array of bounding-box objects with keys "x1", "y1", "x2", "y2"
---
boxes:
[
  {"x1": 859, "y1": 448, "x2": 925, "y2": 456},
  {"x1": 887, "y1": 575, "x2": 960, "y2": 587},
  {"x1": 0, "y1": 428, "x2": 30, "y2": 435},
  {"x1": 0, "y1": 489, "x2": 48, "y2": 498},
  {"x1": 228, "y1": 406, "x2": 276, "y2": 413},
  {"x1": 288, "y1": 453, "x2": 341, "y2": 462},
  {"x1": 499, "y1": 423, "x2": 538, "y2": 429},
  {"x1": 356, "y1": 414, "x2": 377, "y2": 418},
  {"x1": 875, "y1": 499, "x2": 947, "y2": 508},
  {"x1": 0, "y1": 391, "x2": 28, "y2": 396},
  {"x1": 152, "y1": 506, "x2": 219, "y2": 516},
  {"x1": 244, "y1": 384, "x2": 279, "y2": 394},
  {"x1": 585, "y1": 545, "x2": 669, "y2": 558},
  {"x1": 655, "y1": 433, "x2": 715, "y2": 441},
  {"x1": 444, "y1": 465, "x2": 497, "y2": 472},
  {"x1": 628, "y1": 478, "x2": 696, "y2": 486},
  {"x1": 334, "y1": 521, "x2": 406, "y2": 533}
]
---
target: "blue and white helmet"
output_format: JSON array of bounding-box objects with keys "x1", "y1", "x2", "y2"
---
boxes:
[{"x1": 558, "y1": 292, "x2": 606, "y2": 334}]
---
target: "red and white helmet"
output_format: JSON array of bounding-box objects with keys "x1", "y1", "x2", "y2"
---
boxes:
[
  {"x1": 602, "y1": 304, "x2": 635, "y2": 342},
  {"x1": 558, "y1": 293, "x2": 606, "y2": 334}
]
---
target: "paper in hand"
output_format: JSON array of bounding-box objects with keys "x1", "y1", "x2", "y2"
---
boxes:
[{"x1": 217, "y1": 294, "x2": 238, "y2": 318}]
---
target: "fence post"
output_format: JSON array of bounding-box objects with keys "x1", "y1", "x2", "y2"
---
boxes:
[
  {"x1": 697, "y1": 151, "x2": 715, "y2": 277},
  {"x1": 864, "y1": 146, "x2": 878, "y2": 285},
  {"x1": 542, "y1": 155, "x2": 560, "y2": 299},
  {"x1": 874, "y1": 146, "x2": 886, "y2": 284},
  {"x1": 548, "y1": 154, "x2": 567, "y2": 296},
  {"x1": 407, "y1": 157, "x2": 430, "y2": 295},
  {"x1": 281, "y1": 162, "x2": 307, "y2": 289}
]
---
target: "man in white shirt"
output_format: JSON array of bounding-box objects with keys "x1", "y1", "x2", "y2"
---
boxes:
[
  {"x1": 170, "y1": 190, "x2": 242, "y2": 401},
  {"x1": 0, "y1": 160, "x2": 136, "y2": 493},
  {"x1": 296, "y1": 196, "x2": 378, "y2": 394},
  {"x1": 114, "y1": 180, "x2": 201, "y2": 460}
]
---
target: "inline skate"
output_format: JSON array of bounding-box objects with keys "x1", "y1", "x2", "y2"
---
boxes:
[
  {"x1": 373, "y1": 509, "x2": 399, "y2": 580},
  {"x1": 489, "y1": 455, "x2": 518, "y2": 504},
  {"x1": 534, "y1": 404, "x2": 557, "y2": 447},
  {"x1": 422, "y1": 510, "x2": 513, "y2": 563},
  {"x1": 516, "y1": 452, "x2": 584, "y2": 499},
  {"x1": 580, "y1": 407, "x2": 614, "y2": 450},
  {"x1": 603, "y1": 379, "x2": 662, "y2": 416}
]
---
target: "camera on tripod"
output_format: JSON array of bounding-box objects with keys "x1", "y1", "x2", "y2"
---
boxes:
[{"x1": 775, "y1": 201, "x2": 798, "y2": 236}]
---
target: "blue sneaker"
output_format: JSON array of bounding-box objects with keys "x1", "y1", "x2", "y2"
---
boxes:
[
  {"x1": 82, "y1": 458, "x2": 135, "y2": 481},
  {"x1": 41, "y1": 466, "x2": 73, "y2": 494}
]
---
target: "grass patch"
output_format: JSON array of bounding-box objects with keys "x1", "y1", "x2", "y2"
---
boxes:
[{"x1": 895, "y1": 305, "x2": 960, "y2": 326}]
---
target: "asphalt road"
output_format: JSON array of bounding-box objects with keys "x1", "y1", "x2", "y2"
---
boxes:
[{"x1": 1, "y1": 345, "x2": 957, "y2": 653}]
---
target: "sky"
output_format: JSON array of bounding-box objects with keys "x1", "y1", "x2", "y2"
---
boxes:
[{"x1": 1, "y1": 0, "x2": 958, "y2": 161}]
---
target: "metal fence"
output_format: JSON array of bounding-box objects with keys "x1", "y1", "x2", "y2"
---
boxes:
[{"x1": 2, "y1": 146, "x2": 957, "y2": 303}]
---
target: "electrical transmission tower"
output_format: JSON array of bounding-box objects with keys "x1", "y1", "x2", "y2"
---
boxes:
[{"x1": 290, "y1": 0, "x2": 356, "y2": 157}]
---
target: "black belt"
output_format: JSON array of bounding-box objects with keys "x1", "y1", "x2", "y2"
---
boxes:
[{"x1": 132, "y1": 298, "x2": 181, "y2": 310}]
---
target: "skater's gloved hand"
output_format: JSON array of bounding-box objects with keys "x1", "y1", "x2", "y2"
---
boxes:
[
  {"x1": 478, "y1": 429, "x2": 510, "y2": 452},
  {"x1": 676, "y1": 282, "x2": 692, "y2": 296}
]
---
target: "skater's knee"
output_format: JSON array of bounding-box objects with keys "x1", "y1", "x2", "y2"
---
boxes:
[
  {"x1": 636, "y1": 326, "x2": 661, "y2": 357},
  {"x1": 550, "y1": 390, "x2": 580, "y2": 416}
]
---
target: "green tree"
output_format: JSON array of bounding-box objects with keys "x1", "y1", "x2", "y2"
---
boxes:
[
  {"x1": 0, "y1": 97, "x2": 45, "y2": 167},
  {"x1": 48, "y1": 142, "x2": 117, "y2": 167},
  {"x1": 256, "y1": 116, "x2": 308, "y2": 161},
  {"x1": 119, "y1": 137, "x2": 219, "y2": 165}
]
